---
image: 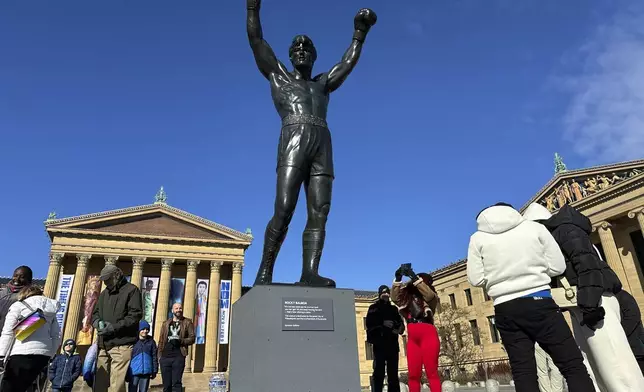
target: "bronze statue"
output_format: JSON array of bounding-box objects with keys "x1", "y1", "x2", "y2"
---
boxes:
[{"x1": 247, "y1": 0, "x2": 377, "y2": 287}]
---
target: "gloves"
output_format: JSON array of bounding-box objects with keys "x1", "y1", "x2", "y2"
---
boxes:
[
  {"x1": 354, "y1": 8, "x2": 377, "y2": 32},
  {"x1": 353, "y1": 8, "x2": 377, "y2": 42},
  {"x1": 581, "y1": 307, "x2": 605, "y2": 330},
  {"x1": 97, "y1": 321, "x2": 115, "y2": 336},
  {"x1": 247, "y1": 0, "x2": 260, "y2": 10},
  {"x1": 395, "y1": 267, "x2": 403, "y2": 282}
]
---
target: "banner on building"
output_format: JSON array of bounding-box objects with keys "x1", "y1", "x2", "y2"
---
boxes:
[
  {"x1": 55, "y1": 274, "x2": 75, "y2": 332},
  {"x1": 195, "y1": 279, "x2": 209, "y2": 344},
  {"x1": 76, "y1": 275, "x2": 101, "y2": 345},
  {"x1": 167, "y1": 278, "x2": 186, "y2": 319},
  {"x1": 142, "y1": 277, "x2": 159, "y2": 334},
  {"x1": 219, "y1": 280, "x2": 231, "y2": 344}
]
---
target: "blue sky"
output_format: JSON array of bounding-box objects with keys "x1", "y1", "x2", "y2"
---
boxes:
[{"x1": 1, "y1": 0, "x2": 643, "y2": 289}]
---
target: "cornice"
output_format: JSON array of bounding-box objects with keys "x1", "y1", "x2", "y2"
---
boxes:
[
  {"x1": 46, "y1": 227, "x2": 250, "y2": 247},
  {"x1": 44, "y1": 203, "x2": 253, "y2": 243}
]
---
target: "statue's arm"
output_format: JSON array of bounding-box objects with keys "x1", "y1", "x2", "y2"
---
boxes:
[
  {"x1": 325, "y1": 40, "x2": 363, "y2": 93},
  {"x1": 247, "y1": 0, "x2": 281, "y2": 79},
  {"x1": 325, "y1": 8, "x2": 377, "y2": 92}
]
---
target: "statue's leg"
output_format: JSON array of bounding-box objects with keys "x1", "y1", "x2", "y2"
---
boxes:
[
  {"x1": 298, "y1": 174, "x2": 335, "y2": 288},
  {"x1": 254, "y1": 166, "x2": 305, "y2": 286}
]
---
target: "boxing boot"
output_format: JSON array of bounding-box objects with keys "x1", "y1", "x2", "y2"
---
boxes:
[
  {"x1": 297, "y1": 229, "x2": 336, "y2": 288},
  {"x1": 254, "y1": 225, "x2": 287, "y2": 286}
]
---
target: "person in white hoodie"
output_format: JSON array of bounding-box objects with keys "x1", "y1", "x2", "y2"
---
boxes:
[
  {"x1": 467, "y1": 202, "x2": 594, "y2": 392},
  {"x1": 0, "y1": 285, "x2": 61, "y2": 392},
  {"x1": 523, "y1": 202, "x2": 644, "y2": 392}
]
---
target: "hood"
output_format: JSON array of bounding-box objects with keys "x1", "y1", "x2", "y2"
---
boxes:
[
  {"x1": 22, "y1": 295, "x2": 60, "y2": 319},
  {"x1": 63, "y1": 338, "x2": 77, "y2": 355},
  {"x1": 543, "y1": 204, "x2": 592, "y2": 234},
  {"x1": 523, "y1": 203, "x2": 552, "y2": 222},
  {"x1": 476, "y1": 205, "x2": 524, "y2": 234}
]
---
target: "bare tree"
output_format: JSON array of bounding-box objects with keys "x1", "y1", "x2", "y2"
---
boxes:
[{"x1": 434, "y1": 304, "x2": 482, "y2": 377}]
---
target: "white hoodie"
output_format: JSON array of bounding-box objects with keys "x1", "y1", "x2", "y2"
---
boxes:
[
  {"x1": 0, "y1": 295, "x2": 61, "y2": 357},
  {"x1": 467, "y1": 205, "x2": 566, "y2": 305}
]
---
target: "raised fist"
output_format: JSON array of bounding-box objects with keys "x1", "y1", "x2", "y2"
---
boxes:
[
  {"x1": 247, "y1": 0, "x2": 260, "y2": 10},
  {"x1": 354, "y1": 8, "x2": 377, "y2": 32}
]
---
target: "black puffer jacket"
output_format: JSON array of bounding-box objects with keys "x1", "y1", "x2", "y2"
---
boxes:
[{"x1": 542, "y1": 204, "x2": 622, "y2": 312}]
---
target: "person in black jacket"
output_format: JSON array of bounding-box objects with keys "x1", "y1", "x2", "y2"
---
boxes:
[
  {"x1": 91, "y1": 264, "x2": 143, "y2": 392},
  {"x1": 523, "y1": 203, "x2": 644, "y2": 391},
  {"x1": 49, "y1": 339, "x2": 82, "y2": 392},
  {"x1": 366, "y1": 285, "x2": 405, "y2": 392},
  {"x1": 616, "y1": 289, "x2": 644, "y2": 375}
]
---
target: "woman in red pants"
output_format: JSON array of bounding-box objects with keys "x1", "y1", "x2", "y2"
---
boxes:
[{"x1": 391, "y1": 264, "x2": 441, "y2": 392}]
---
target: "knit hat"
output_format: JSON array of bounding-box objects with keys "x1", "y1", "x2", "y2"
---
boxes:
[
  {"x1": 99, "y1": 264, "x2": 120, "y2": 281},
  {"x1": 378, "y1": 285, "x2": 390, "y2": 296},
  {"x1": 139, "y1": 320, "x2": 151, "y2": 331}
]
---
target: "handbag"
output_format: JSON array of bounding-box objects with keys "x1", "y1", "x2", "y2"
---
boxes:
[
  {"x1": 13, "y1": 301, "x2": 47, "y2": 341},
  {"x1": 551, "y1": 276, "x2": 578, "y2": 308}
]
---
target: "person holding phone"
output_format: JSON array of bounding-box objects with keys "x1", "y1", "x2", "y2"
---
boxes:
[{"x1": 391, "y1": 264, "x2": 440, "y2": 392}]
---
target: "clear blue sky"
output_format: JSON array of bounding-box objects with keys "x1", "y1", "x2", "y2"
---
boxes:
[{"x1": 1, "y1": 0, "x2": 642, "y2": 289}]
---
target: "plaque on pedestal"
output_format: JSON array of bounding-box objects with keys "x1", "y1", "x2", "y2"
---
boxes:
[{"x1": 229, "y1": 285, "x2": 361, "y2": 392}]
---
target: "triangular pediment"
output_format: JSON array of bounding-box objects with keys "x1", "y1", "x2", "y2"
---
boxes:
[
  {"x1": 521, "y1": 159, "x2": 644, "y2": 213},
  {"x1": 45, "y1": 203, "x2": 253, "y2": 243}
]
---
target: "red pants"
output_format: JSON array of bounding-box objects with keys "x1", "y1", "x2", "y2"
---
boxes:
[{"x1": 406, "y1": 322, "x2": 441, "y2": 392}]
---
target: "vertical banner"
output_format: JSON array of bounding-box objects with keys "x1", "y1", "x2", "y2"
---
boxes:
[
  {"x1": 195, "y1": 279, "x2": 209, "y2": 344},
  {"x1": 219, "y1": 280, "x2": 231, "y2": 344},
  {"x1": 167, "y1": 278, "x2": 186, "y2": 319},
  {"x1": 142, "y1": 277, "x2": 159, "y2": 334},
  {"x1": 76, "y1": 275, "x2": 101, "y2": 345},
  {"x1": 55, "y1": 274, "x2": 75, "y2": 331}
]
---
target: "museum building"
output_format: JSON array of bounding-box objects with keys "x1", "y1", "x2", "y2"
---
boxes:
[{"x1": 40, "y1": 157, "x2": 644, "y2": 389}]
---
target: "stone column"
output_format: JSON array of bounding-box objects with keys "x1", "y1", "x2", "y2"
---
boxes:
[
  {"x1": 63, "y1": 254, "x2": 91, "y2": 342},
  {"x1": 154, "y1": 258, "x2": 174, "y2": 342},
  {"x1": 628, "y1": 207, "x2": 644, "y2": 237},
  {"x1": 204, "y1": 261, "x2": 223, "y2": 373},
  {"x1": 183, "y1": 259, "x2": 200, "y2": 372},
  {"x1": 131, "y1": 257, "x2": 147, "y2": 288},
  {"x1": 44, "y1": 252, "x2": 64, "y2": 298},
  {"x1": 231, "y1": 262, "x2": 243, "y2": 304},
  {"x1": 594, "y1": 221, "x2": 631, "y2": 291}
]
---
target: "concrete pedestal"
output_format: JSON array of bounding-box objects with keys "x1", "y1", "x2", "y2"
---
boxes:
[{"x1": 229, "y1": 284, "x2": 361, "y2": 392}]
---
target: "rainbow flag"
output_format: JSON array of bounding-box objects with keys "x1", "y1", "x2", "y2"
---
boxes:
[{"x1": 14, "y1": 311, "x2": 46, "y2": 341}]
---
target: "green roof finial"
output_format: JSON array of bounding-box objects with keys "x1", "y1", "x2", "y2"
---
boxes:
[
  {"x1": 154, "y1": 186, "x2": 167, "y2": 204},
  {"x1": 245, "y1": 228, "x2": 253, "y2": 236},
  {"x1": 47, "y1": 211, "x2": 57, "y2": 221},
  {"x1": 554, "y1": 153, "x2": 568, "y2": 174}
]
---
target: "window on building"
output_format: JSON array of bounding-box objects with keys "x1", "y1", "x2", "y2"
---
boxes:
[
  {"x1": 483, "y1": 289, "x2": 491, "y2": 302},
  {"x1": 465, "y1": 288, "x2": 473, "y2": 306},
  {"x1": 449, "y1": 293, "x2": 457, "y2": 308},
  {"x1": 455, "y1": 323, "x2": 463, "y2": 348},
  {"x1": 365, "y1": 341, "x2": 374, "y2": 360},
  {"x1": 402, "y1": 335, "x2": 408, "y2": 356},
  {"x1": 488, "y1": 316, "x2": 500, "y2": 343},
  {"x1": 470, "y1": 320, "x2": 481, "y2": 345}
]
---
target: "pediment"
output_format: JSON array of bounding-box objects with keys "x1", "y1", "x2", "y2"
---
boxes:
[
  {"x1": 45, "y1": 203, "x2": 252, "y2": 243},
  {"x1": 521, "y1": 159, "x2": 644, "y2": 213}
]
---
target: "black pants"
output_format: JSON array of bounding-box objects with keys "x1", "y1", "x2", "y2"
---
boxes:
[
  {"x1": 625, "y1": 325, "x2": 644, "y2": 375},
  {"x1": 0, "y1": 354, "x2": 50, "y2": 392},
  {"x1": 494, "y1": 297, "x2": 594, "y2": 392},
  {"x1": 160, "y1": 355, "x2": 185, "y2": 392},
  {"x1": 372, "y1": 345, "x2": 400, "y2": 392}
]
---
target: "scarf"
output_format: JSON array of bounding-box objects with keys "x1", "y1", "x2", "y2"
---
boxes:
[{"x1": 6, "y1": 282, "x2": 26, "y2": 293}]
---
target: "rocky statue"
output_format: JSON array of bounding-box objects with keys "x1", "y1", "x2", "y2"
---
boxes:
[{"x1": 247, "y1": 0, "x2": 377, "y2": 287}]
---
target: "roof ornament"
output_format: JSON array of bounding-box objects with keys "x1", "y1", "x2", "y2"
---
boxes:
[
  {"x1": 245, "y1": 228, "x2": 253, "y2": 236},
  {"x1": 554, "y1": 153, "x2": 568, "y2": 174},
  {"x1": 154, "y1": 186, "x2": 167, "y2": 204},
  {"x1": 47, "y1": 211, "x2": 57, "y2": 221}
]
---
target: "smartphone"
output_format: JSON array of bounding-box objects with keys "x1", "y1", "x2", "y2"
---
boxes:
[{"x1": 400, "y1": 263, "x2": 411, "y2": 270}]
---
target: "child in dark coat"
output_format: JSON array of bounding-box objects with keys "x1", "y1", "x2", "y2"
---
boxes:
[
  {"x1": 49, "y1": 339, "x2": 82, "y2": 392},
  {"x1": 129, "y1": 320, "x2": 158, "y2": 392}
]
